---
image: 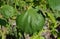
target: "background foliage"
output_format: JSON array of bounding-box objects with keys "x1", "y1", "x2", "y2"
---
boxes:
[{"x1": 0, "y1": 0, "x2": 60, "y2": 39}]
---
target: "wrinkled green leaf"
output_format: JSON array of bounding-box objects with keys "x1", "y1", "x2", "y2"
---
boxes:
[
  {"x1": 47, "y1": 0, "x2": 60, "y2": 11},
  {"x1": 54, "y1": 11, "x2": 60, "y2": 18},
  {"x1": 16, "y1": 7, "x2": 45, "y2": 34},
  {"x1": 0, "y1": 5, "x2": 15, "y2": 19},
  {"x1": 18, "y1": 1, "x2": 26, "y2": 7}
]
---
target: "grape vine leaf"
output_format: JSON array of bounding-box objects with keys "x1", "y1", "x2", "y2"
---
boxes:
[{"x1": 16, "y1": 7, "x2": 45, "y2": 34}]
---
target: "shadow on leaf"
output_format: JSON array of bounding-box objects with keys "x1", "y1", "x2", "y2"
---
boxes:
[{"x1": 0, "y1": 19, "x2": 8, "y2": 26}]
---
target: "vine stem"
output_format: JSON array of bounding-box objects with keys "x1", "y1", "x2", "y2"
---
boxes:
[
  {"x1": 2, "y1": 33, "x2": 6, "y2": 39},
  {"x1": 1, "y1": 26, "x2": 7, "y2": 39},
  {"x1": 15, "y1": 0, "x2": 17, "y2": 9},
  {"x1": 7, "y1": 0, "x2": 9, "y2": 5},
  {"x1": 0, "y1": 29, "x2": 6, "y2": 39}
]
